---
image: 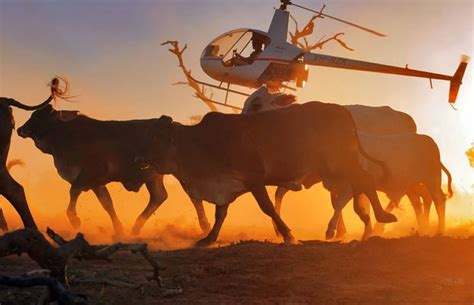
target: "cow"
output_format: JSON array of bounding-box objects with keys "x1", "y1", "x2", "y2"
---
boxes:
[
  {"x1": 137, "y1": 101, "x2": 398, "y2": 247},
  {"x1": 17, "y1": 105, "x2": 211, "y2": 237},
  {"x1": 242, "y1": 86, "x2": 451, "y2": 239},
  {"x1": 0, "y1": 79, "x2": 59, "y2": 230}
]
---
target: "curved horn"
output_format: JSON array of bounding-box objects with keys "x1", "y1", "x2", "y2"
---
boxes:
[{"x1": 6, "y1": 78, "x2": 59, "y2": 111}]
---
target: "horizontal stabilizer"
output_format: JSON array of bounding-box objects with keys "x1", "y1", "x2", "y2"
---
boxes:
[{"x1": 449, "y1": 55, "x2": 469, "y2": 104}]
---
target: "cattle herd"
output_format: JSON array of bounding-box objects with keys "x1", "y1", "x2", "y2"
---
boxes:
[{"x1": 0, "y1": 78, "x2": 452, "y2": 247}]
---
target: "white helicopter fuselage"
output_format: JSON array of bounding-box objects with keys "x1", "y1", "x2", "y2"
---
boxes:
[{"x1": 200, "y1": 25, "x2": 303, "y2": 88}]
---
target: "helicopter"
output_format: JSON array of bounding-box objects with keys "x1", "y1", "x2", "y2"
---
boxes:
[{"x1": 194, "y1": 0, "x2": 468, "y2": 108}]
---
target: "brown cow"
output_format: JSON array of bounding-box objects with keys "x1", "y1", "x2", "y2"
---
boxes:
[
  {"x1": 243, "y1": 87, "x2": 449, "y2": 239},
  {"x1": 138, "y1": 102, "x2": 398, "y2": 247}
]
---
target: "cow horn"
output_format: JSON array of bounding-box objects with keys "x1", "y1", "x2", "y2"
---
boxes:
[{"x1": 6, "y1": 77, "x2": 60, "y2": 111}]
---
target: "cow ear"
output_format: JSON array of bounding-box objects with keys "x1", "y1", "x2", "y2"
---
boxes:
[
  {"x1": 55, "y1": 110, "x2": 79, "y2": 122},
  {"x1": 152, "y1": 115, "x2": 173, "y2": 135},
  {"x1": 271, "y1": 94, "x2": 297, "y2": 107},
  {"x1": 153, "y1": 115, "x2": 174, "y2": 143}
]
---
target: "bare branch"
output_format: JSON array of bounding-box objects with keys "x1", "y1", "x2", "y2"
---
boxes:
[
  {"x1": 289, "y1": 5, "x2": 354, "y2": 52},
  {"x1": 306, "y1": 33, "x2": 354, "y2": 52},
  {"x1": 162, "y1": 40, "x2": 218, "y2": 112},
  {"x1": 289, "y1": 5, "x2": 325, "y2": 47}
]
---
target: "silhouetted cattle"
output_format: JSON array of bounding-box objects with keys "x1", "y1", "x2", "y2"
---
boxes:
[
  {"x1": 243, "y1": 87, "x2": 451, "y2": 239},
  {"x1": 0, "y1": 80, "x2": 58, "y2": 229},
  {"x1": 139, "y1": 102, "x2": 397, "y2": 247},
  {"x1": 18, "y1": 106, "x2": 210, "y2": 236}
]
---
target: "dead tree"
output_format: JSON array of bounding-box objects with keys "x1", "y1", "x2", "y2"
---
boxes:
[
  {"x1": 289, "y1": 5, "x2": 354, "y2": 52},
  {"x1": 161, "y1": 40, "x2": 218, "y2": 112},
  {"x1": 0, "y1": 228, "x2": 163, "y2": 304}
]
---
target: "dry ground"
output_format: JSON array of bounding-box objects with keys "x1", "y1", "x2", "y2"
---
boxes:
[{"x1": 0, "y1": 236, "x2": 472, "y2": 304}]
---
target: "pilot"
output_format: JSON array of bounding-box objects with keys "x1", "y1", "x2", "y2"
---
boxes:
[{"x1": 232, "y1": 33, "x2": 265, "y2": 65}]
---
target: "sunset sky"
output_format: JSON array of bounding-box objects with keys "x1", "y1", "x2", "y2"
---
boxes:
[{"x1": 0, "y1": 0, "x2": 472, "y2": 245}]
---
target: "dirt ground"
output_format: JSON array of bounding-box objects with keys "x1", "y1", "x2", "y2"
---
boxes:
[{"x1": 0, "y1": 235, "x2": 472, "y2": 305}]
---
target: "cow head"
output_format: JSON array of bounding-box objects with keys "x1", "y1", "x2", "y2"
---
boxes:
[
  {"x1": 138, "y1": 115, "x2": 176, "y2": 174},
  {"x1": 17, "y1": 104, "x2": 80, "y2": 153},
  {"x1": 241, "y1": 86, "x2": 297, "y2": 114}
]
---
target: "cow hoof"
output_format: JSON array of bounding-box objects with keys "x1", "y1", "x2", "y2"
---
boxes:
[
  {"x1": 325, "y1": 230, "x2": 335, "y2": 240},
  {"x1": 195, "y1": 237, "x2": 215, "y2": 248},
  {"x1": 377, "y1": 213, "x2": 397, "y2": 224},
  {"x1": 114, "y1": 226, "x2": 125, "y2": 240},
  {"x1": 283, "y1": 234, "x2": 297, "y2": 245},
  {"x1": 335, "y1": 231, "x2": 346, "y2": 241}
]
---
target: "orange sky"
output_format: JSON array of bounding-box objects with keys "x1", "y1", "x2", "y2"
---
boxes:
[{"x1": 0, "y1": 0, "x2": 472, "y2": 247}]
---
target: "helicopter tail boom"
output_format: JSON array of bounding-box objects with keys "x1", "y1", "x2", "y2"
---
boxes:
[{"x1": 303, "y1": 52, "x2": 469, "y2": 103}]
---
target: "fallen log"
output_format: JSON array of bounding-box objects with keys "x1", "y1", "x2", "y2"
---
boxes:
[
  {"x1": 0, "y1": 228, "x2": 164, "y2": 304},
  {"x1": 0, "y1": 274, "x2": 87, "y2": 305}
]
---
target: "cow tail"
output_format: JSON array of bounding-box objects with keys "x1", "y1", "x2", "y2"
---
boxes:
[
  {"x1": 441, "y1": 162, "x2": 453, "y2": 198},
  {"x1": 355, "y1": 135, "x2": 390, "y2": 181}
]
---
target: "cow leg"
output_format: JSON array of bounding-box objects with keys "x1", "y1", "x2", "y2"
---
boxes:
[
  {"x1": 272, "y1": 187, "x2": 289, "y2": 237},
  {"x1": 420, "y1": 190, "x2": 433, "y2": 232},
  {"x1": 326, "y1": 187, "x2": 351, "y2": 240},
  {"x1": 66, "y1": 187, "x2": 82, "y2": 229},
  {"x1": 406, "y1": 190, "x2": 426, "y2": 233},
  {"x1": 190, "y1": 198, "x2": 211, "y2": 234},
  {"x1": 372, "y1": 200, "x2": 397, "y2": 236},
  {"x1": 0, "y1": 208, "x2": 8, "y2": 232},
  {"x1": 92, "y1": 186, "x2": 124, "y2": 237},
  {"x1": 195, "y1": 204, "x2": 229, "y2": 248},
  {"x1": 131, "y1": 176, "x2": 168, "y2": 235},
  {"x1": 426, "y1": 185, "x2": 446, "y2": 235},
  {"x1": 352, "y1": 169, "x2": 397, "y2": 224},
  {"x1": 252, "y1": 185, "x2": 295, "y2": 244},
  {"x1": 0, "y1": 172, "x2": 37, "y2": 229},
  {"x1": 353, "y1": 193, "x2": 373, "y2": 240},
  {"x1": 335, "y1": 214, "x2": 347, "y2": 239}
]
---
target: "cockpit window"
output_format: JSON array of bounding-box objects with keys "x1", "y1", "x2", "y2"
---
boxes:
[
  {"x1": 204, "y1": 30, "x2": 247, "y2": 58},
  {"x1": 203, "y1": 30, "x2": 270, "y2": 66}
]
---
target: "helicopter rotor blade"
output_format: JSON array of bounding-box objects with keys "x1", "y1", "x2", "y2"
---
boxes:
[{"x1": 288, "y1": 1, "x2": 387, "y2": 37}]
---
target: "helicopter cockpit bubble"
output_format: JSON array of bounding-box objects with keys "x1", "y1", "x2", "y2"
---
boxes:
[{"x1": 201, "y1": 29, "x2": 270, "y2": 67}]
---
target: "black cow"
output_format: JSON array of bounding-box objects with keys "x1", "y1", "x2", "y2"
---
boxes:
[{"x1": 17, "y1": 105, "x2": 210, "y2": 236}]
